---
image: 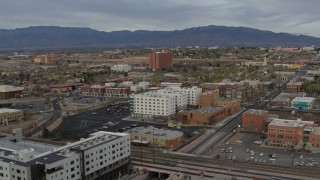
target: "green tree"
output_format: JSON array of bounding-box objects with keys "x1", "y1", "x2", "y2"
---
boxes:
[
  {"x1": 151, "y1": 74, "x2": 160, "y2": 84},
  {"x1": 55, "y1": 130, "x2": 66, "y2": 140},
  {"x1": 123, "y1": 72, "x2": 128, "y2": 77},
  {"x1": 42, "y1": 128, "x2": 50, "y2": 138}
]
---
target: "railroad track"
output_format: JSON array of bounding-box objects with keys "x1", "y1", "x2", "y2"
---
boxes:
[{"x1": 131, "y1": 148, "x2": 320, "y2": 179}]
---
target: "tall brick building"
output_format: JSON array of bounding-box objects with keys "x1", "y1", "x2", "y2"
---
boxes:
[
  {"x1": 242, "y1": 109, "x2": 269, "y2": 133},
  {"x1": 149, "y1": 50, "x2": 173, "y2": 70}
]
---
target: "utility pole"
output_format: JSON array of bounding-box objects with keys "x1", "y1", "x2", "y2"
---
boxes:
[
  {"x1": 140, "y1": 136, "x2": 143, "y2": 165},
  {"x1": 152, "y1": 125, "x2": 155, "y2": 162}
]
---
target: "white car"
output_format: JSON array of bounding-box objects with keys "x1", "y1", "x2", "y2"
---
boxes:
[
  {"x1": 259, "y1": 153, "x2": 264, "y2": 157},
  {"x1": 250, "y1": 152, "x2": 255, "y2": 156}
]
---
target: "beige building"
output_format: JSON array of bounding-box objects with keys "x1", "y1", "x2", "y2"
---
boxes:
[
  {"x1": 215, "y1": 99, "x2": 241, "y2": 116},
  {"x1": 199, "y1": 89, "x2": 220, "y2": 108},
  {"x1": 128, "y1": 126, "x2": 183, "y2": 149},
  {"x1": 33, "y1": 54, "x2": 52, "y2": 64},
  {"x1": 0, "y1": 108, "x2": 24, "y2": 126}
]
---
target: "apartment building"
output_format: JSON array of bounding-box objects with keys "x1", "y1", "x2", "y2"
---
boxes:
[
  {"x1": 129, "y1": 126, "x2": 183, "y2": 149},
  {"x1": 199, "y1": 90, "x2": 220, "y2": 108},
  {"x1": 149, "y1": 50, "x2": 173, "y2": 70},
  {"x1": 172, "y1": 86, "x2": 202, "y2": 107},
  {"x1": 82, "y1": 86, "x2": 130, "y2": 98},
  {"x1": 266, "y1": 119, "x2": 320, "y2": 149},
  {"x1": 157, "y1": 88, "x2": 188, "y2": 110},
  {"x1": 242, "y1": 109, "x2": 269, "y2": 133},
  {"x1": 0, "y1": 108, "x2": 24, "y2": 126},
  {"x1": 132, "y1": 91, "x2": 176, "y2": 120},
  {"x1": 0, "y1": 131, "x2": 130, "y2": 180}
]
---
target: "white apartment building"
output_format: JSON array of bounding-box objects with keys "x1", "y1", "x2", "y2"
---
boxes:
[
  {"x1": 0, "y1": 131, "x2": 130, "y2": 180},
  {"x1": 132, "y1": 92, "x2": 176, "y2": 119},
  {"x1": 111, "y1": 64, "x2": 131, "y2": 72},
  {"x1": 171, "y1": 86, "x2": 202, "y2": 106},
  {"x1": 130, "y1": 81, "x2": 150, "y2": 93},
  {"x1": 157, "y1": 88, "x2": 188, "y2": 110}
]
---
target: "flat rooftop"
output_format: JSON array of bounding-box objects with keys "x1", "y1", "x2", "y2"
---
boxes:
[
  {"x1": 291, "y1": 97, "x2": 315, "y2": 103},
  {"x1": 244, "y1": 109, "x2": 268, "y2": 115},
  {"x1": 128, "y1": 126, "x2": 183, "y2": 139},
  {"x1": 0, "y1": 108, "x2": 21, "y2": 113},
  {"x1": 269, "y1": 119, "x2": 314, "y2": 128},
  {"x1": 186, "y1": 106, "x2": 224, "y2": 114},
  {"x1": 0, "y1": 85, "x2": 24, "y2": 92}
]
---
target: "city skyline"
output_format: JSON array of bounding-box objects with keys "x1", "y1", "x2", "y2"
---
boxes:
[{"x1": 1, "y1": 0, "x2": 320, "y2": 37}]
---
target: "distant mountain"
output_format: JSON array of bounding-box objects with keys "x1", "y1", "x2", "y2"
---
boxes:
[{"x1": 0, "y1": 25, "x2": 320, "y2": 51}]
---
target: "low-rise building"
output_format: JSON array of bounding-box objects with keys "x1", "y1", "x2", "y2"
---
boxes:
[
  {"x1": 286, "y1": 82, "x2": 303, "y2": 93},
  {"x1": 177, "y1": 106, "x2": 225, "y2": 125},
  {"x1": 291, "y1": 97, "x2": 315, "y2": 110},
  {"x1": 0, "y1": 85, "x2": 24, "y2": 100},
  {"x1": 130, "y1": 81, "x2": 149, "y2": 93},
  {"x1": 271, "y1": 92, "x2": 307, "y2": 107},
  {"x1": 242, "y1": 109, "x2": 269, "y2": 133},
  {"x1": 128, "y1": 126, "x2": 183, "y2": 149},
  {"x1": 0, "y1": 131, "x2": 131, "y2": 180},
  {"x1": 0, "y1": 108, "x2": 24, "y2": 126},
  {"x1": 33, "y1": 54, "x2": 52, "y2": 64},
  {"x1": 82, "y1": 86, "x2": 130, "y2": 98},
  {"x1": 111, "y1": 64, "x2": 131, "y2": 72},
  {"x1": 51, "y1": 83, "x2": 86, "y2": 92}
]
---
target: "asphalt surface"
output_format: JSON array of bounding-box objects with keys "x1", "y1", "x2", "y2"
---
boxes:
[{"x1": 56, "y1": 102, "x2": 205, "y2": 140}]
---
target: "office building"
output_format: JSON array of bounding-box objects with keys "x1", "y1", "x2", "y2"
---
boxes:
[
  {"x1": 0, "y1": 131, "x2": 131, "y2": 180},
  {"x1": 0, "y1": 108, "x2": 24, "y2": 126},
  {"x1": 291, "y1": 97, "x2": 315, "y2": 110},
  {"x1": 266, "y1": 119, "x2": 320, "y2": 149},
  {"x1": 149, "y1": 50, "x2": 173, "y2": 70}
]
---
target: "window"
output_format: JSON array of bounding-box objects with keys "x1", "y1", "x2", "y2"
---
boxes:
[
  {"x1": 71, "y1": 167, "x2": 75, "y2": 172},
  {"x1": 71, "y1": 160, "x2": 74, "y2": 165},
  {"x1": 17, "y1": 169, "x2": 21, "y2": 173}
]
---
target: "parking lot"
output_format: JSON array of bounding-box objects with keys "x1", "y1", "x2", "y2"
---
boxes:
[
  {"x1": 208, "y1": 132, "x2": 320, "y2": 168},
  {"x1": 56, "y1": 102, "x2": 205, "y2": 140}
]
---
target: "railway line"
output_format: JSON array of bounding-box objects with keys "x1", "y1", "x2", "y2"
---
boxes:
[{"x1": 131, "y1": 148, "x2": 320, "y2": 179}]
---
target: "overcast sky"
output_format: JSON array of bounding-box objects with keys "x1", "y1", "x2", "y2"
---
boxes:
[{"x1": 1, "y1": 0, "x2": 320, "y2": 37}]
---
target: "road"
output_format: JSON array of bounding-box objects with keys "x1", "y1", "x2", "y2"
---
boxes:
[{"x1": 190, "y1": 73, "x2": 297, "y2": 155}]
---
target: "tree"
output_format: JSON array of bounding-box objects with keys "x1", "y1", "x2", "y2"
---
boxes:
[
  {"x1": 55, "y1": 130, "x2": 66, "y2": 140},
  {"x1": 305, "y1": 142, "x2": 314, "y2": 152},
  {"x1": 123, "y1": 72, "x2": 128, "y2": 77},
  {"x1": 42, "y1": 128, "x2": 50, "y2": 138},
  {"x1": 151, "y1": 74, "x2": 160, "y2": 84},
  {"x1": 294, "y1": 140, "x2": 304, "y2": 151}
]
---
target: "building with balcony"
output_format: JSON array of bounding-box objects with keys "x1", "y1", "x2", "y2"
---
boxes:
[{"x1": 0, "y1": 131, "x2": 131, "y2": 180}]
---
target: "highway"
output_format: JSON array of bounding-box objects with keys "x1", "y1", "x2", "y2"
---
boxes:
[{"x1": 131, "y1": 147, "x2": 320, "y2": 180}]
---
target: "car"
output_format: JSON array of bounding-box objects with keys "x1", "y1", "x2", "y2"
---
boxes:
[
  {"x1": 245, "y1": 158, "x2": 250, "y2": 162},
  {"x1": 254, "y1": 158, "x2": 258, "y2": 162},
  {"x1": 306, "y1": 163, "x2": 314, "y2": 167},
  {"x1": 299, "y1": 162, "x2": 305, "y2": 166},
  {"x1": 300, "y1": 155, "x2": 304, "y2": 159},
  {"x1": 220, "y1": 149, "x2": 224, "y2": 153},
  {"x1": 293, "y1": 162, "x2": 299, "y2": 166},
  {"x1": 246, "y1": 149, "x2": 250, "y2": 153},
  {"x1": 272, "y1": 154, "x2": 277, "y2": 158},
  {"x1": 232, "y1": 156, "x2": 236, "y2": 160},
  {"x1": 259, "y1": 153, "x2": 264, "y2": 157},
  {"x1": 229, "y1": 149, "x2": 233, "y2": 153},
  {"x1": 258, "y1": 159, "x2": 262, "y2": 163},
  {"x1": 250, "y1": 152, "x2": 255, "y2": 156},
  {"x1": 307, "y1": 158, "x2": 315, "y2": 162},
  {"x1": 227, "y1": 155, "x2": 232, "y2": 160}
]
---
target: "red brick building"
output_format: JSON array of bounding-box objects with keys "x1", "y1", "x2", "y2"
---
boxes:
[
  {"x1": 0, "y1": 85, "x2": 24, "y2": 100},
  {"x1": 149, "y1": 50, "x2": 173, "y2": 70},
  {"x1": 82, "y1": 86, "x2": 130, "y2": 98},
  {"x1": 242, "y1": 109, "x2": 269, "y2": 133},
  {"x1": 51, "y1": 83, "x2": 86, "y2": 92},
  {"x1": 286, "y1": 82, "x2": 303, "y2": 93}
]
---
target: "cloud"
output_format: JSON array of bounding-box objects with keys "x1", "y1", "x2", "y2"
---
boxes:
[{"x1": 0, "y1": 0, "x2": 320, "y2": 37}]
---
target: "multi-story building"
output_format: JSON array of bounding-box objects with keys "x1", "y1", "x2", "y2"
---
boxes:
[
  {"x1": 286, "y1": 82, "x2": 303, "y2": 93},
  {"x1": 128, "y1": 126, "x2": 183, "y2": 149},
  {"x1": 224, "y1": 86, "x2": 252, "y2": 102},
  {"x1": 178, "y1": 106, "x2": 225, "y2": 125},
  {"x1": 132, "y1": 91, "x2": 176, "y2": 120},
  {"x1": 242, "y1": 109, "x2": 269, "y2": 133},
  {"x1": 130, "y1": 81, "x2": 149, "y2": 93},
  {"x1": 199, "y1": 90, "x2": 220, "y2": 108},
  {"x1": 0, "y1": 131, "x2": 131, "y2": 180},
  {"x1": 0, "y1": 108, "x2": 24, "y2": 126},
  {"x1": 214, "y1": 99, "x2": 241, "y2": 116},
  {"x1": 157, "y1": 88, "x2": 188, "y2": 111},
  {"x1": 111, "y1": 64, "x2": 132, "y2": 72},
  {"x1": 291, "y1": 97, "x2": 315, "y2": 110},
  {"x1": 172, "y1": 86, "x2": 202, "y2": 107},
  {"x1": 266, "y1": 119, "x2": 320, "y2": 149},
  {"x1": 0, "y1": 85, "x2": 24, "y2": 100},
  {"x1": 82, "y1": 86, "x2": 130, "y2": 98},
  {"x1": 149, "y1": 50, "x2": 173, "y2": 70}
]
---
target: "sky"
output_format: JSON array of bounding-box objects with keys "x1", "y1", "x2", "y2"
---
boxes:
[{"x1": 1, "y1": 0, "x2": 320, "y2": 37}]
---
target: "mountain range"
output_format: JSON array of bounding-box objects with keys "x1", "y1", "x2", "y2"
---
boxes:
[{"x1": 0, "y1": 25, "x2": 320, "y2": 51}]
